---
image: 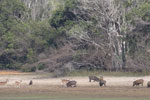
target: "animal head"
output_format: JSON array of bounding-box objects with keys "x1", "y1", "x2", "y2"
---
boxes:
[
  {"x1": 133, "y1": 81, "x2": 136, "y2": 86},
  {"x1": 72, "y1": 80, "x2": 77, "y2": 83},
  {"x1": 99, "y1": 76, "x2": 103, "y2": 80},
  {"x1": 61, "y1": 79, "x2": 70, "y2": 83}
]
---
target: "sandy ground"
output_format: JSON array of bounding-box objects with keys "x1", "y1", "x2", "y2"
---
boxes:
[
  {"x1": 0, "y1": 72, "x2": 150, "y2": 98},
  {"x1": 0, "y1": 74, "x2": 150, "y2": 87}
]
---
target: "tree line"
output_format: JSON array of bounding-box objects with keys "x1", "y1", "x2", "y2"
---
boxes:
[{"x1": 0, "y1": 0, "x2": 150, "y2": 75}]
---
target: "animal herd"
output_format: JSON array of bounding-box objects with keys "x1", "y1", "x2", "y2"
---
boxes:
[
  {"x1": 0, "y1": 76, "x2": 150, "y2": 88},
  {"x1": 62, "y1": 76, "x2": 150, "y2": 88},
  {"x1": 0, "y1": 79, "x2": 33, "y2": 86}
]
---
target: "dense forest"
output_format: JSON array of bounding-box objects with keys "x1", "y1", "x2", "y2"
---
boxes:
[{"x1": 0, "y1": 0, "x2": 150, "y2": 76}]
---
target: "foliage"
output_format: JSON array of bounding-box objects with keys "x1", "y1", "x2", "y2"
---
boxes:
[
  {"x1": 123, "y1": 0, "x2": 134, "y2": 8},
  {"x1": 21, "y1": 66, "x2": 36, "y2": 72},
  {"x1": 0, "y1": 0, "x2": 61, "y2": 70},
  {"x1": 37, "y1": 63, "x2": 47, "y2": 70},
  {"x1": 126, "y1": 2, "x2": 150, "y2": 21},
  {"x1": 125, "y1": 1, "x2": 150, "y2": 57},
  {"x1": 0, "y1": 0, "x2": 66, "y2": 70},
  {"x1": 0, "y1": 0, "x2": 27, "y2": 48},
  {"x1": 125, "y1": 34, "x2": 137, "y2": 55},
  {"x1": 28, "y1": 20, "x2": 60, "y2": 49},
  {"x1": 0, "y1": 0, "x2": 28, "y2": 69},
  {"x1": 50, "y1": 0, "x2": 77, "y2": 28},
  {"x1": 0, "y1": 0, "x2": 150, "y2": 72}
]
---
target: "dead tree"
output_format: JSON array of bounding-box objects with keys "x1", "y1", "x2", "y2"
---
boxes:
[{"x1": 73, "y1": 0, "x2": 129, "y2": 71}]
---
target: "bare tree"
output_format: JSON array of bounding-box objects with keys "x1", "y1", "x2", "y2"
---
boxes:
[{"x1": 72, "y1": 0, "x2": 128, "y2": 70}]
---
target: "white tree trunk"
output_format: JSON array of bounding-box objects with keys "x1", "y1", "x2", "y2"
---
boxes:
[{"x1": 75, "y1": 0, "x2": 127, "y2": 70}]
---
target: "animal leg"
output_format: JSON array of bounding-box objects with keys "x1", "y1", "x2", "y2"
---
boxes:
[{"x1": 89, "y1": 79, "x2": 91, "y2": 82}]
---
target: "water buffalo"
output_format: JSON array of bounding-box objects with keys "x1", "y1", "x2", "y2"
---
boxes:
[
  {"x1": 89, "y1": 76, "x2": 100, "y2": 82},
  {"x1": 147, "y1": 81, "x2": 150, "y2": 88},
  {"x1": 66, "y1": 80, "x2": 77, "y2": 87},
  {"x1": 133, "y1": 79, "x2": 144, "y2": 86},
  {"x1": 99, "y1": 79, "x2": 106, "y2": 87}
]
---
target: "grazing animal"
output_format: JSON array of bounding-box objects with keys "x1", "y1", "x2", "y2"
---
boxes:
[
  {"x1": 99, "y1": 79, "x2": 106, "y2": 87},
  {"x1": 15, "y1": 80, "x2": 22, "y2": 86},
  {"x1": 66, "y1": 80, "x2": 77, "y2": 87},
  {"x1": 61, "y1": 79, "x2": 70, "y2": 85},
  {"x1": 0, "y1": 79, "x2": 9, "y2": 86},
  {"x1": 99, "y1": 76, "x2": 103, "y2": 81},
  {"x1": 147, "y1": 81, "x2": 150, "y2": 88},
  {"x1": 133, "y1": 79, "x2": 144, "y2": 86},
  {"x1": 29, "y1": 80, "x2": 33, "y2": 85},
  {"x1": 89, "y1": 76, "x2": 100, "y2": 82}
]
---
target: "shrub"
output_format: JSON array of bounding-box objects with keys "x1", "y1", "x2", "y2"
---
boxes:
[
  {"x1": 21, "y1": 66, "x2": 36, "y2": 72},
  {"x1": 50, "y1": 0, "x2": 77, "y2": 28},
  {"x1": 37, "y1": 63, "x2": 47, "y2": 70}
]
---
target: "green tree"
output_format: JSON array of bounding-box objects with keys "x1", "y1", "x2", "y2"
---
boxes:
[
  {"x1": 0, "y1": 0, "x2": 28, "y2": 69},
  {"x1": 50, "y1": 0, "x2": 77, "y2": 28}
]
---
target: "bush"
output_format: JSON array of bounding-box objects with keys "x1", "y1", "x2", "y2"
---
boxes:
[
  {"x1": 50, "y1": 0, "x2": 77, "y2": 28},
  {"x1": 126, "y1": 2, "x2": 150, "y2": 21},
  {"x1": 21, "y1": 66, "x2": 36, "y2": 72},
  {"x1": 37, "y1": 63, "x2": 47, "y2": 70}
]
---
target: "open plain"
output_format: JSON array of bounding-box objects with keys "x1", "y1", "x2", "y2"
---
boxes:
[{"x1": 0, "y1": 71, "x2": 150, "y2": 100}]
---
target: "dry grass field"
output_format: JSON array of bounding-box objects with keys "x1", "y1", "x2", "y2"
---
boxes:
[{"x1": 0, "y1": 71, "x2": 150, "y2": 100}]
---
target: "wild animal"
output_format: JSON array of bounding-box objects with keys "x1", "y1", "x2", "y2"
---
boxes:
[
  {"x1": 147, "y1": 81, "x2": 150, "y2": 88},
  {"x1": 89, "y1": 76, "x2": 100, "y2": 82},
  {"x1": 66, "y1": 80, "x2": 77, "y2": 87},
  {"x1": 15, "y1": 80, "x2": 22, "y2": 86},
  {"x1": 0, "y1": 79, "x2": 9, "y2": 86},
  {"x1": 133, "y1": 79, "x2": 144, "y2": 86},
  {"x1": 29, "y1": 80, "x2": 33, "y2": 85},
  {"x1": 61, "y1": 79, "x2": 70, "y2": 86}
]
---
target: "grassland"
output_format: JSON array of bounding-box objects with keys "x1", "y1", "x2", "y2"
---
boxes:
[
  {"x1": 66, "y1": 70, "x2": 150, "y2": 77},
  {"x1": 0, "y1": 71, "x2": 150, "y2": 100},
  {"x1": 0, "y1": 86, "x2": 150, "y2": 100},
  {"x1": 1, "y1": 97, "x2": 150, "y2": 100}
]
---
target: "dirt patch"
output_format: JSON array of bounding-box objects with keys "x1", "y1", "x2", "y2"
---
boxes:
[
  {"x1": 1, "y1": 75, "x2": 150, "y2": 86},
  {"x1": 0, "y1": 74, "x2": 150, "y2": 98},
  {"x1": 0, "y1": 70, "x2": 26, "y2": 75},
  {"x1": 0, "y1": 85, "x2": 150, "y2": 98}
]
